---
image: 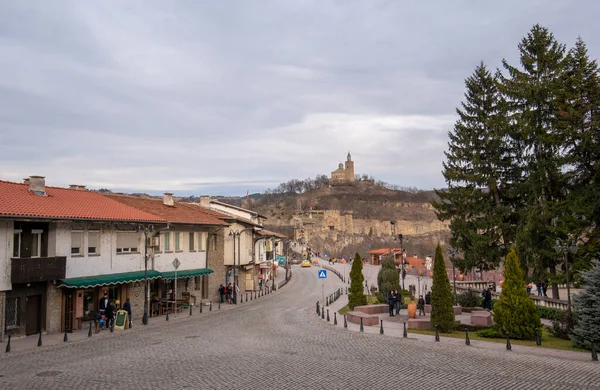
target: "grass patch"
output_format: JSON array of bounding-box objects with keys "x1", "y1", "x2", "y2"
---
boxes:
[
  {"x1": 338, "y1": 295, "x2": 379, "y2": 316},
  {"x1": 407, "y1": 327, "x2": 586, "y2": 352}
]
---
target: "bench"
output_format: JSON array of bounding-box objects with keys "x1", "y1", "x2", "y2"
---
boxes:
[
  {"x1": 354, "y1": 304, "x2": 388, "y2": 315},
  {"x1": 407, "y1": 318, "x2": 431, "y2": 330},
  {"x1": 346, "y1": 311, "x2": 380, "y2": 326}
]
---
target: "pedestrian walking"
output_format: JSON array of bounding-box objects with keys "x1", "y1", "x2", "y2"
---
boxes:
[
  {"x1": 417, "y1": 295, "x2": 425, "y2": 316},
  {"x1": 219, "y1": 284, "x2": 225, "y2": 303},
  {"x1": 105, "y1": 301, "x2": 115, "y2": 329},
  {"x1": 387, "y1": 290, "x2": 396, "y2": 316},
  {"x1": 123, "y1": 297, "x2": 132, "y2": 328}
]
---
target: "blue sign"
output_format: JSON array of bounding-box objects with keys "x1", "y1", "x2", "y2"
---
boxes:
[{"x1": 318, "y1": 270, "x2": 327, "y2": 279}]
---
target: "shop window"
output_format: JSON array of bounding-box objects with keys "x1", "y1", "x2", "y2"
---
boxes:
[
  {"x1": 174, "y1": 232, "x2": 180, "y2": 251},
  {"x1": 5, "y1": 297, "x2": 19, "y2": 328},
  {"x1": 13, "y1": 229, "x2": 21, "y2": 258},
  {"x1": 31, "y1": 229, "x2": 43, "y2": 258},
  {"x1": 88, "y1": 231, "x2": 100, "y2": 255},
  {"x1": 117, "y1": 232, "x2": 139, "y2": 253},
  {"x1": 83, "y1": 289, "x2": 96, "y2": 321},
  {"x1": 189, "y1": 232, "x2": 195, "y2": 251},
  {"x1": 71, "y1": 231, "x2": 84, "y2": 256}
]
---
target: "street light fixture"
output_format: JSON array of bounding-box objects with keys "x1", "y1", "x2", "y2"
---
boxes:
[
  {"x1": 397, "y1": 234, "x2": 406, "y2": 290},
  {"x1": 137, "y1": 224, "x2": 155, "y2": 325},
  {"x1": 448, "y1": 248, "x2": 459, "y2": 305},
  {"x1": 554, "y1": 239, "x2": 578, "y2": 312}
]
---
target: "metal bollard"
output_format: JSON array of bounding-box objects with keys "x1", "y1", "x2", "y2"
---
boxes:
[
  {"x1": 334, "y1": 312, "x2": 338, "y2": 325},
  {"x1": 326, "y1": 297, "x2": 329, "y2": 307},
  {"x1": 5, "y1": 335, "x2": 11, "y2": 353},
  {"x1": 64, "y1": 330, "x2": 68, "y2": 342},
  {"x1": 38, "y1": 331, "x2": 43, "y2": 347},
  {"x1": 434, "y1": 325, "x2": 439, "y2": 342},
  {"x1": 218, "y1": 301, "x2": 221, "y2": 310},
  {"x1": 166, "y1": 311, "x2": 169, "y2": 321},
  {"x1": 327, "y1": 309, "x2": 330, "y2": 322},
  {"x1": 241, "y1": 293, "x2": 243, "y2": 303},
  {"x1": 380, "y1": 319, "x2": 384, "y2": 335},
  {"x1": 200, "y1": 303, "x2": 203, "y2": 313},
  {"x1": 110, "y1": 321, "x2": 114, "y2": 332},
  {"x1": 246, "y1": 293, "x2": 249, "y2": 302},
  {"x1": 535, "y1": 328, "x2": 541, "y2": 346},
  {"x1": 506, "y1": 333, "x2": 512, "y2": 351},
  {"x1": 254, "y1": 291, "x2": 257, "y2": 299},
  {"x1": 210, "y1": 301, "x2": 212, "y2": 311},
  {"x1": 592, "y1": 343, "x2": 598, "y2": 361},
  {"x1": 88, "y1": 322, "x2": 93, "y2": 337},
  {"x1": 321, "y1": 307, "x2": 324, "y2": 319},
  {"x1": 344, "y1": 315, "x2": 348, "y2": 328},
  {"x1": 189, "y1": 305, "x2": 193, "y2": 316},
  {"x1": 360, "y1": 317, "x2": 364, "y2": 332},
  {"x1": 465, "y1": 328, "x2": 470, "y2": 346},
  {"x1": 403, "y1": 322, "x2": 407, "y2": 338},
  {"x1": 316, "y1": 301, "x2": 320, "y2": 315}
]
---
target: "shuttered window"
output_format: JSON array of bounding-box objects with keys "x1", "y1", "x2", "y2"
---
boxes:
[{"x1": 117, "y1": 232, "x2": 139, "y2": 253}]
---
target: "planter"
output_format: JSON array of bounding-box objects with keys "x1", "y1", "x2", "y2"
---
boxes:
[{"x1": 407, "y1": 302, "x2": 417, "y2": 319}]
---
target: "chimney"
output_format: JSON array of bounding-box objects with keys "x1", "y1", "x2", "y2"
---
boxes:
[
  {"x1": 29, "y1": 175, "x2": 46, "y2": 196},
  {"x1": 69, "y1": 185, "x2": 87, "y2": 191},
  {"x1": 163, "y1": 192, "x2": 174, "y2": 207},
  {"x1": 199, "y1": 195, "x2": 210, "y2": 208},
  {"x1": 23, "y1": 178, "x2": 30, "y2": 185}
]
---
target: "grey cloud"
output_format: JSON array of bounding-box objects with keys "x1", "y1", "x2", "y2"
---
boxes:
[{"x1": 1, "y1": 0, "x2": 599, "y2": 195}]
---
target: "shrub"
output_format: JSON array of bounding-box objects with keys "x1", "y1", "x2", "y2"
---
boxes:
[
  {"x1": 477, "y1": 328, "x2": 502, "y2": 338},
  {"x1": 493, "y1": 249, "x2": 541, "y2": 340},
  {"x1": 457, "y1": 289, "x2": 482, "y2": 308},
  {"x1": 571, "y1": 260, "x2": 600, "y2": 349},
  {"x1": 348, "y1": 252, "x2": 367, "y2": 309},
  {"x1": 430, "y1": 244, "x2": 455, "y2": 332},
  {"x1": 376, "y1": 256, "x2": 400, "y2": 303},
  {"x1": 536, "y1": 306, "x2": 564, "y2": 321},
  {"x1": 549, "y1": 309, "x2": 576, "y2": 340}
]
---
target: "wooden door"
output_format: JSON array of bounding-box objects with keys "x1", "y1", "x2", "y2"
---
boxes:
[
  {"x1": 26, "y1": 295, "x2": 41, "y2": 335},
  {"x1": 64, "y1": 292, "x2": 74, "y2": 332}
]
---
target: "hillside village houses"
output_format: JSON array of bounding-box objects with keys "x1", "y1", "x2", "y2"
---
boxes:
[{"x1": 0, "y1": 176, "x2": 289, "y2": 342}]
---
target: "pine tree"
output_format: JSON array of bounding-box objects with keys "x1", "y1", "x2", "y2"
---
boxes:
[
  {"x1": 430, "y1": 244, "x2": 455, "y2": 332},
  {"x1": 571, "y1": 260, "x2": 600, "y2": 349},
  {"x1": 493, "y1": 249, "x2": 541, "y2": 340},
  {"x1": 433, "y1": 62, "x2": 516, "y2": 274},
  {"x1": 499, "y1": 24, "x2": 569, "y2": 296},
  {"x1": 348, "y1": 252, "x2": 367, "y2": 309},
  {"x1": 377, "y1": 256, "x2": 400, "y2": 303}
]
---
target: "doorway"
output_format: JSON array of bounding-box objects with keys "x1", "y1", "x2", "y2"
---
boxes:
[
  {"x1": 64, "y1": 292, "x2": 74, "y2": 332},
  {"x1": 26, "y1": 295, "x2": 41, "y2": 335}
]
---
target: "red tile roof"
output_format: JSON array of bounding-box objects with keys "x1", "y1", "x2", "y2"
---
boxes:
[
  {"x1": 104, "y1": 194, "x2": 228, "y2": 226},
  {"x1": 369, "y1": 248, "x2": 392, "y2": 255},
  {"x1": 257, "y1": 229, "x2": 288, "y2": 239},
  {"x1": 0, "y1": 180, "x2": 164, "y2": 222}
]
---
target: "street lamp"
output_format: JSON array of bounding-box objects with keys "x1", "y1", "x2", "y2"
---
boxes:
[
  {"x1": 448, "y1": 248, "x2": 459, "y2": 305},
  {"x1": 137, "y1": 224, "x2": 155, "y2": 325},
  {"x1": 272, "y1": 241, "x2": 278, "y2": 291},
  {"x1": 397, "y1": 234, "x2": 406, "y2": 290},
  {"x1": 554, "y1": 239, "x2": 578, "y2": 312}
]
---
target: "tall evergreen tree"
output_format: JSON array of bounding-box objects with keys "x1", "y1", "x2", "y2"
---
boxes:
[
  {"x1": 493, "y1": 249, "x2": 541, "y2": 340},
  {"x1": 348, "y1": 252, "x2": 367, "y2": 309},
  {"x1": 499, "y1": 24, "x2": 569, "y2": 297},
  {"x1": 377, "y1": 256, "x2": 400, "y2": 303},
  {"x1": 430, "y1": 244, "x2": 455, "y2": 332},
  {"x1": 433, "y1": 62, "x2": 516, "y2": 273},
  {"x1": 558, "y1": 38, "x2": 600, "y2": 278},
  {"x1": 571, "y1": 260, "x2": 600, "y2": 349}
]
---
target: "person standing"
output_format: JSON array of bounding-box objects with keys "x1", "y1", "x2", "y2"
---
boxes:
[
  {"x1": 123, "y1": 297, "x2": 132, "y2": 329},
  {"x1": 483, "y1": 287, "x2": 492, "y2": 311},
  {"x1": 387, "y1": 290, "x2": 395, "y2": 316},
  {"x1": 395, "y1": 289, "x2": 402, "y2": 315},
  {"x1": 218, "y1": 284, "x2": 225, "y2": 304},
  {"x1": 98, "y1": 292, "x2": 109, "y2": 317},
  {"x1": 105, "y1": 301, "x2": 115, "y2": 330},
  {"x1": 417, "y1": 295, "x2": 425, "y2": 316}
]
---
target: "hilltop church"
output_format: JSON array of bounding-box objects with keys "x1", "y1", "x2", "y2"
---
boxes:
[{"x1": 330, "y1": 152, "x2": 355, "y2": 184}]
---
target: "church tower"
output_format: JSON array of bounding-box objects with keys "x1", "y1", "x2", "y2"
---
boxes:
[{"x1": 345, "y1": 152, "x2": 355, "y2": 182}]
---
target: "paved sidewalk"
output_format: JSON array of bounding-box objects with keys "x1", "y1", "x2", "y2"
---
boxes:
[
  {"x1": 318, "y1": 292, "x2": 594, "y2": 362},
  {"x1": 3, "y1": 269, "x2": 290, "y2": 354}
]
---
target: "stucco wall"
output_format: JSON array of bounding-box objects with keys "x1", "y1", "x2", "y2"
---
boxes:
[
  {"x1": 207, "y1": 230, "x2": 226, "y2": 303},
  {"x1": 0, "y1": 220, "x2": 11, "y2": 291}
]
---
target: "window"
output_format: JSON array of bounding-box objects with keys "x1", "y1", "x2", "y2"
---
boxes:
[
  {"x1": 71, "y1": 231, "x2": 83, "y2": 256},
  {"x1": 198, "y1": 232, "x2": 206, "y2": 251},
  {"x1": 88, "y1": 231, "x2": 100, "y2": 255},
  {"x1": 13, "y1": 229, "x2": 21, "y2": 258},
  {"x1": 189, "y1": 232, "x2": 195, "y2": 251},
  {"x1": 174, "y1": 232, "x2": 180, "y2": 251},
  {"x1": 163, "y1": 232, "x2": 170, "y2": 251},
  {"x1": 31, "y1": 229, "x2": 42, "y2": 258},
  {"x1": 117, "y1": 232, "x2": 139, "y2": 253},
  {"x1": 209, "y1": 234, "x2": 217, "y2": 251},
  {"x1": 6, "y1": 297, "x2": 19, "y2": 328}
]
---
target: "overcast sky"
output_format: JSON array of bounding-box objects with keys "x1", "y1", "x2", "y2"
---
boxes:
[{"x1": 1, "y1": 1, "x2": 598, "y2": 196}]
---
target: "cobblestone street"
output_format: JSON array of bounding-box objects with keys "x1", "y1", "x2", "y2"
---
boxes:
[{"x1": 1, "y1": 267, "x2": 599, "y2": 390}]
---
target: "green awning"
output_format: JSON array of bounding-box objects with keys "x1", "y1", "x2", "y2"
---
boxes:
[
  {"x1": 160, "y1": 268, "x2": 213, "y2": 280},
  {"x1": 58, "y1": 270, "x2": 162, "y2": 289}
]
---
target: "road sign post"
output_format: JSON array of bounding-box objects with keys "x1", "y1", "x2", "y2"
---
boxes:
[
  {"x1": 172, "y1": 258, "x2": 180, "y2": 316},
  {"x1": 318, "y1": 269, "x2": 327, "y2": 312}
]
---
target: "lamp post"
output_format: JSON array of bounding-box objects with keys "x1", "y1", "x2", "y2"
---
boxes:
[
  {"x1": 272, "y1": 241, "x2": 278, "y2": 290},
  {"x1": 138, "y1": 224, "x2": 155, "y2": 325},
  {"x1": 398, "y1": 234, "x2": 405, "y2": 290},
  {"x1": 448, "y1": 248, "x2": 459, "y2": 305},
  {"x1": 554, "y1": 239, "x2": 578, "y2": 312}
]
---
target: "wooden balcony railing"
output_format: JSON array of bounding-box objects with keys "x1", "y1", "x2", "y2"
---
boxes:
[{"x1": 11, "y1": 256, "x2": 67, "y2": 284}]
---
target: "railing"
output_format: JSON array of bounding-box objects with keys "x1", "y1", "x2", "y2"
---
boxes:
[
  {"x1": 11, "y1": 256, "x2": 67, "y2": 284},
  {"x1": 454, "y1": 284, "x2": 569, "y2": 311},
  {"x1": 321, "y1": 265, "x2": 345, "y2": 282}
]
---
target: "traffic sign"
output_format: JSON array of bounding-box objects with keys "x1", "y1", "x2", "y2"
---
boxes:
[
  {"x1": 172, "y1": 258, "x2": 181, "y2": 269},
  {"x1": 318, "y1": 270, "x2": 327, "y2": 279}
]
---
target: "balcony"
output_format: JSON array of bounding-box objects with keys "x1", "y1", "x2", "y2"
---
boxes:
[{"x1": 11, "y1": 257, "x2": 67, "y2": 284}]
